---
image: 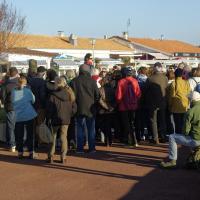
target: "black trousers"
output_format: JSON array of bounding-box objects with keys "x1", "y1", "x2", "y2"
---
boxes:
[
  {"x1": 120, "y1": 110, "x2": 137, "y2": 145},
  {"x1": 15, "y1": 119, "x2": 34, "y2": 153},
  {"x1": 173, "y1": 113, "x2": 185, "y2": 134}
]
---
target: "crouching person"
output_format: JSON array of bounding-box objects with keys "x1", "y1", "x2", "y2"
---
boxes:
[
  {"x1": 12, "y1": 76, "x2": 37, "y2": 159},
  {"x1": 161, "y1": 91, "x2": 200, "y2": 168},
  {"x1": 46, "y1": 77, "x2": 76, "y2": 164}
]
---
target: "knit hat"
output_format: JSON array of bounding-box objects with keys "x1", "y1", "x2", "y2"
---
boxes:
[
  {"x1": 190, "y1": 91, "x2": 200, "y2": 102},
  {"x1": 121, "y1": 66, "x2": 133, "y2": 77},
  {"x1": 174, "y1": 68, "x2": 183, "y2": 77}
]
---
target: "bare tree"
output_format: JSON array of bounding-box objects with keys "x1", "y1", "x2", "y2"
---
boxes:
[{"x1": 0, "y1": 0, "x2": 26, "y2": 53}]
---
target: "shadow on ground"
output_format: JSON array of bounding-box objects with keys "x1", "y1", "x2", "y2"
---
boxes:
[
  {"x1": 119, "y1": 146, "x2": 200, "y2": 200},
  {"x1": 0, "y1": 143, "x2": 199, "y2": 200}
]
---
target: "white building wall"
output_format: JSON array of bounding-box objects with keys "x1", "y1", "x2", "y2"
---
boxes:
[
  {"x1": 31, "y1": 48, "x2": 134, "y2": 59},
  {"x1": 7, "y1": 54, "x2": 52, "y2": 68}
]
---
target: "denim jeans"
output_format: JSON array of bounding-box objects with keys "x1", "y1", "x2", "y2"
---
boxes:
[
  {"x1": 6, "y1": 111, "x2": 16, "y2": 148},
  {"x1": 76, "y1": 116, "x2": 96, "y2": 152},
  {"x1": 169, "y1": 133, "x2": 200, "y2": 160}
]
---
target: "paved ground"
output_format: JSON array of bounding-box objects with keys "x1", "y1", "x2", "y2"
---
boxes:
[{"x1": 0, "y1": 142, "x2": 200, "y2": 200}]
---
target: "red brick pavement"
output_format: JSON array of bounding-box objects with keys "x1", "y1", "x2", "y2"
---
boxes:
[{"x1": 0, "y1": 143, "x2": 199, "y2": 200}]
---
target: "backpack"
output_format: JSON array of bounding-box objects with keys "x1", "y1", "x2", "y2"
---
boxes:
[
  {"x1": 186, "y1": 147, "x2": 200, "y2": 169},
  {"x1": 124, "y1": 81, "x2": 137, "y2": 109},
  {"x1": 192, "y1": 78, "x2": 200, "y2": 93}
]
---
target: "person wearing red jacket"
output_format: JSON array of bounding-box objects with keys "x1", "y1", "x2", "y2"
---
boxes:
[{"x1": 116, "y1": 66, "x2": 141, "y2": 146}]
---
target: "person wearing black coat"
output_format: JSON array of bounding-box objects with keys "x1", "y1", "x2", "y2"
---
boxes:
[
  {"x1": 71, "y1": 64, "x2": 100, "y2": 153},
  {"x1": 46, "y1": 77, "x2": 77, "y2": 164},
  {"x1": 98, "y1": 75, "x2": 117, "y2": 146}
]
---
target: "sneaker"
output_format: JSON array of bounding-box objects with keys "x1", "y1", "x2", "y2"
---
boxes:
[
  {"x1": 160, "y1": 160, "x2": 177, "y2": 169},
  {"x1": 88, "y1": 149, "x2": 96, "y2": 153},
  {"x1": 10, "y1": 146, "x2": 16, "y2": 153},
  {"x1": 61, "y1": 157, "x2": 67, "y2": 164},
  {"x1": 134, "y1": 143, "x2": 139, "y2": 147}
]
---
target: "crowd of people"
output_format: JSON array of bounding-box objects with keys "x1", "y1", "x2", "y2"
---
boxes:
[{"x1": 0, "y1": 53, "x2": 200, "y2": 168}]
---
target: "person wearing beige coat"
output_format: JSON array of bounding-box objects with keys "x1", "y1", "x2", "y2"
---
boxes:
[{"x1": 168, "y1": 68, "x2": 191, "y2": 133}]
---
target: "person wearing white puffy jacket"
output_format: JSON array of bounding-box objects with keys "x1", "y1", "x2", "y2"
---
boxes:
[{"x1": 188, "y1": 67, "x2": 200, "y2": 92}]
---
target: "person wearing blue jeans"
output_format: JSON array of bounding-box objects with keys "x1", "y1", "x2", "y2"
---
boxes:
[
  {"x1": 1, "y1": 67, "x2": 19, "y2": 151},
  {"x1": 168, "y1": 133, "x2": 200, "y2": 160},
  {"x1": 161, "y1": 91, "x2": 200, "y2": 168},
  {"x1": 6, "y1": 111, "x2": 16, "y2": 151},
  {"x1": 71, "y1": 64, "x2": 100, "y2": 153},
  {"x1": 76, "y1": 116, "x2": 96, "y2": 152}
]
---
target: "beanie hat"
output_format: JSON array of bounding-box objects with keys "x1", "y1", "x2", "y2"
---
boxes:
[
  {"x1": 190, "y1": 91, "x2": 200, "y2": 102},
  {"x1": 84, "y1": 53, "x2": 92, "y2": 62},
  {"x1": 174, "y1": 68, "x2": 183, "y2": 77},
  {"x1": 121, "y1": 66, "x2": 133, "y2": 77}
]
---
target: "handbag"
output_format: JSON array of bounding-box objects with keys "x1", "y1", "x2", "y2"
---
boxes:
[{"x1": 37, "y1": 120, "x2": 53, "y2": 144}]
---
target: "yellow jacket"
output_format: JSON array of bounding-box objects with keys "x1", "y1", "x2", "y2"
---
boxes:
[{"x1": 168, "y1": 77, "x2": 191, "y2": 113}]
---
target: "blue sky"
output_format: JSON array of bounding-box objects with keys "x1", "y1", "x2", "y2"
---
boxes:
[{"x1": 7, "y1": 0, "x2": 200, "y2": 45}]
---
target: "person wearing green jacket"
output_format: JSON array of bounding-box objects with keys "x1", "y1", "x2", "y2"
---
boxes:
[{"x1": 161, "y1": 91, "x2": 200, "y2": 168}]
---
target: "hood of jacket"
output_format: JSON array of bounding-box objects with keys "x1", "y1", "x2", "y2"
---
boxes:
[
  {"x1": 52, "y1": 88, "x2": 68, "y2": 101},
  {"x1": 46, "y1": 81, "x2": 57, "y2": 91}
]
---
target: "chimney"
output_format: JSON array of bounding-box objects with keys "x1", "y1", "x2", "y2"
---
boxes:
[
  {"x1": 122, "y1": 32, "x2": 128, "y2": 40},
  {"x1": 58, "y1": 31, "x2": 65, "y2": 37},
  {"x1": 104, "y1": 35, "x2": 108, "y2": 39},
  {"x1": 69, "y1": 34, "x2": 78, "y2": 46},
  {"x1": 160, "y1": 34, "x2": 164, "y2": 41}
]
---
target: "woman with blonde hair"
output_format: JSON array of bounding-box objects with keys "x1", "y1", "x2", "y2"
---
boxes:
[
  {"x1": 12, "y1": 76, "x2": 37, "y2": 159},
  {"x1": 46, "y1": 76, "x2": 76, "y2": 164}
]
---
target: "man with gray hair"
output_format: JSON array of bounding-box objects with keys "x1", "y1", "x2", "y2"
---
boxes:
[
  {"x1": 71, "y1": 64, "x2": 99, "y2": 153},
  {"x1": 143, "y1": 62, "x2": 168, "y2": 144}
]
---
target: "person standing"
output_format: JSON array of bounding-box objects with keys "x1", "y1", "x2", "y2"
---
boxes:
[
  {"x1": 1, "y1": 67, "x2": 19, "y2": 152},
  {"x1": 27, "y1": 66, "x2": 47, "y2": 149},
  {"x1": 71, "y1": 64, "x2": 99, "y2": 153},
  {"x1": 115, "y1": 66, "x2": 141, "y2": 146},
  {"x1": 143, "y1": 62, "x2": 168, "y2": 144},
  {"x1": 168, "y1": 68, "x2": 190, "y2": 134},
  {"x1": 46, "y1": 77, "x2": 76, "y2": 164},
  {"x1": 12, "y1": 76, "x2": 37, "y2": 159}
]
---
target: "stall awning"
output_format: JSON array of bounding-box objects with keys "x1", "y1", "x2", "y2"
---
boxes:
[{"x1": 148, "y1": 53, "x2": 169, "y2": 60}]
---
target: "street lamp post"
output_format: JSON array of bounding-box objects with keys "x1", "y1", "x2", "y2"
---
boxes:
[{"x1": 90, "y1": 38, "x2": 96, "y2": 67}]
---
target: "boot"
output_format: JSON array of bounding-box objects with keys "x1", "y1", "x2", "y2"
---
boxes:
[
  {"x1": 46, "y1": 156, "x2": 54, "y2": 164},
  {"x1": 160, "y1": 160, "x2": 176, "y2": 168}
]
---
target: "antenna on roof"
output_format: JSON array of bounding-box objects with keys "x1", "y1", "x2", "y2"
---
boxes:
[{"x1": 127, "y1": 18, "x2": 131, "y2": 35}]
